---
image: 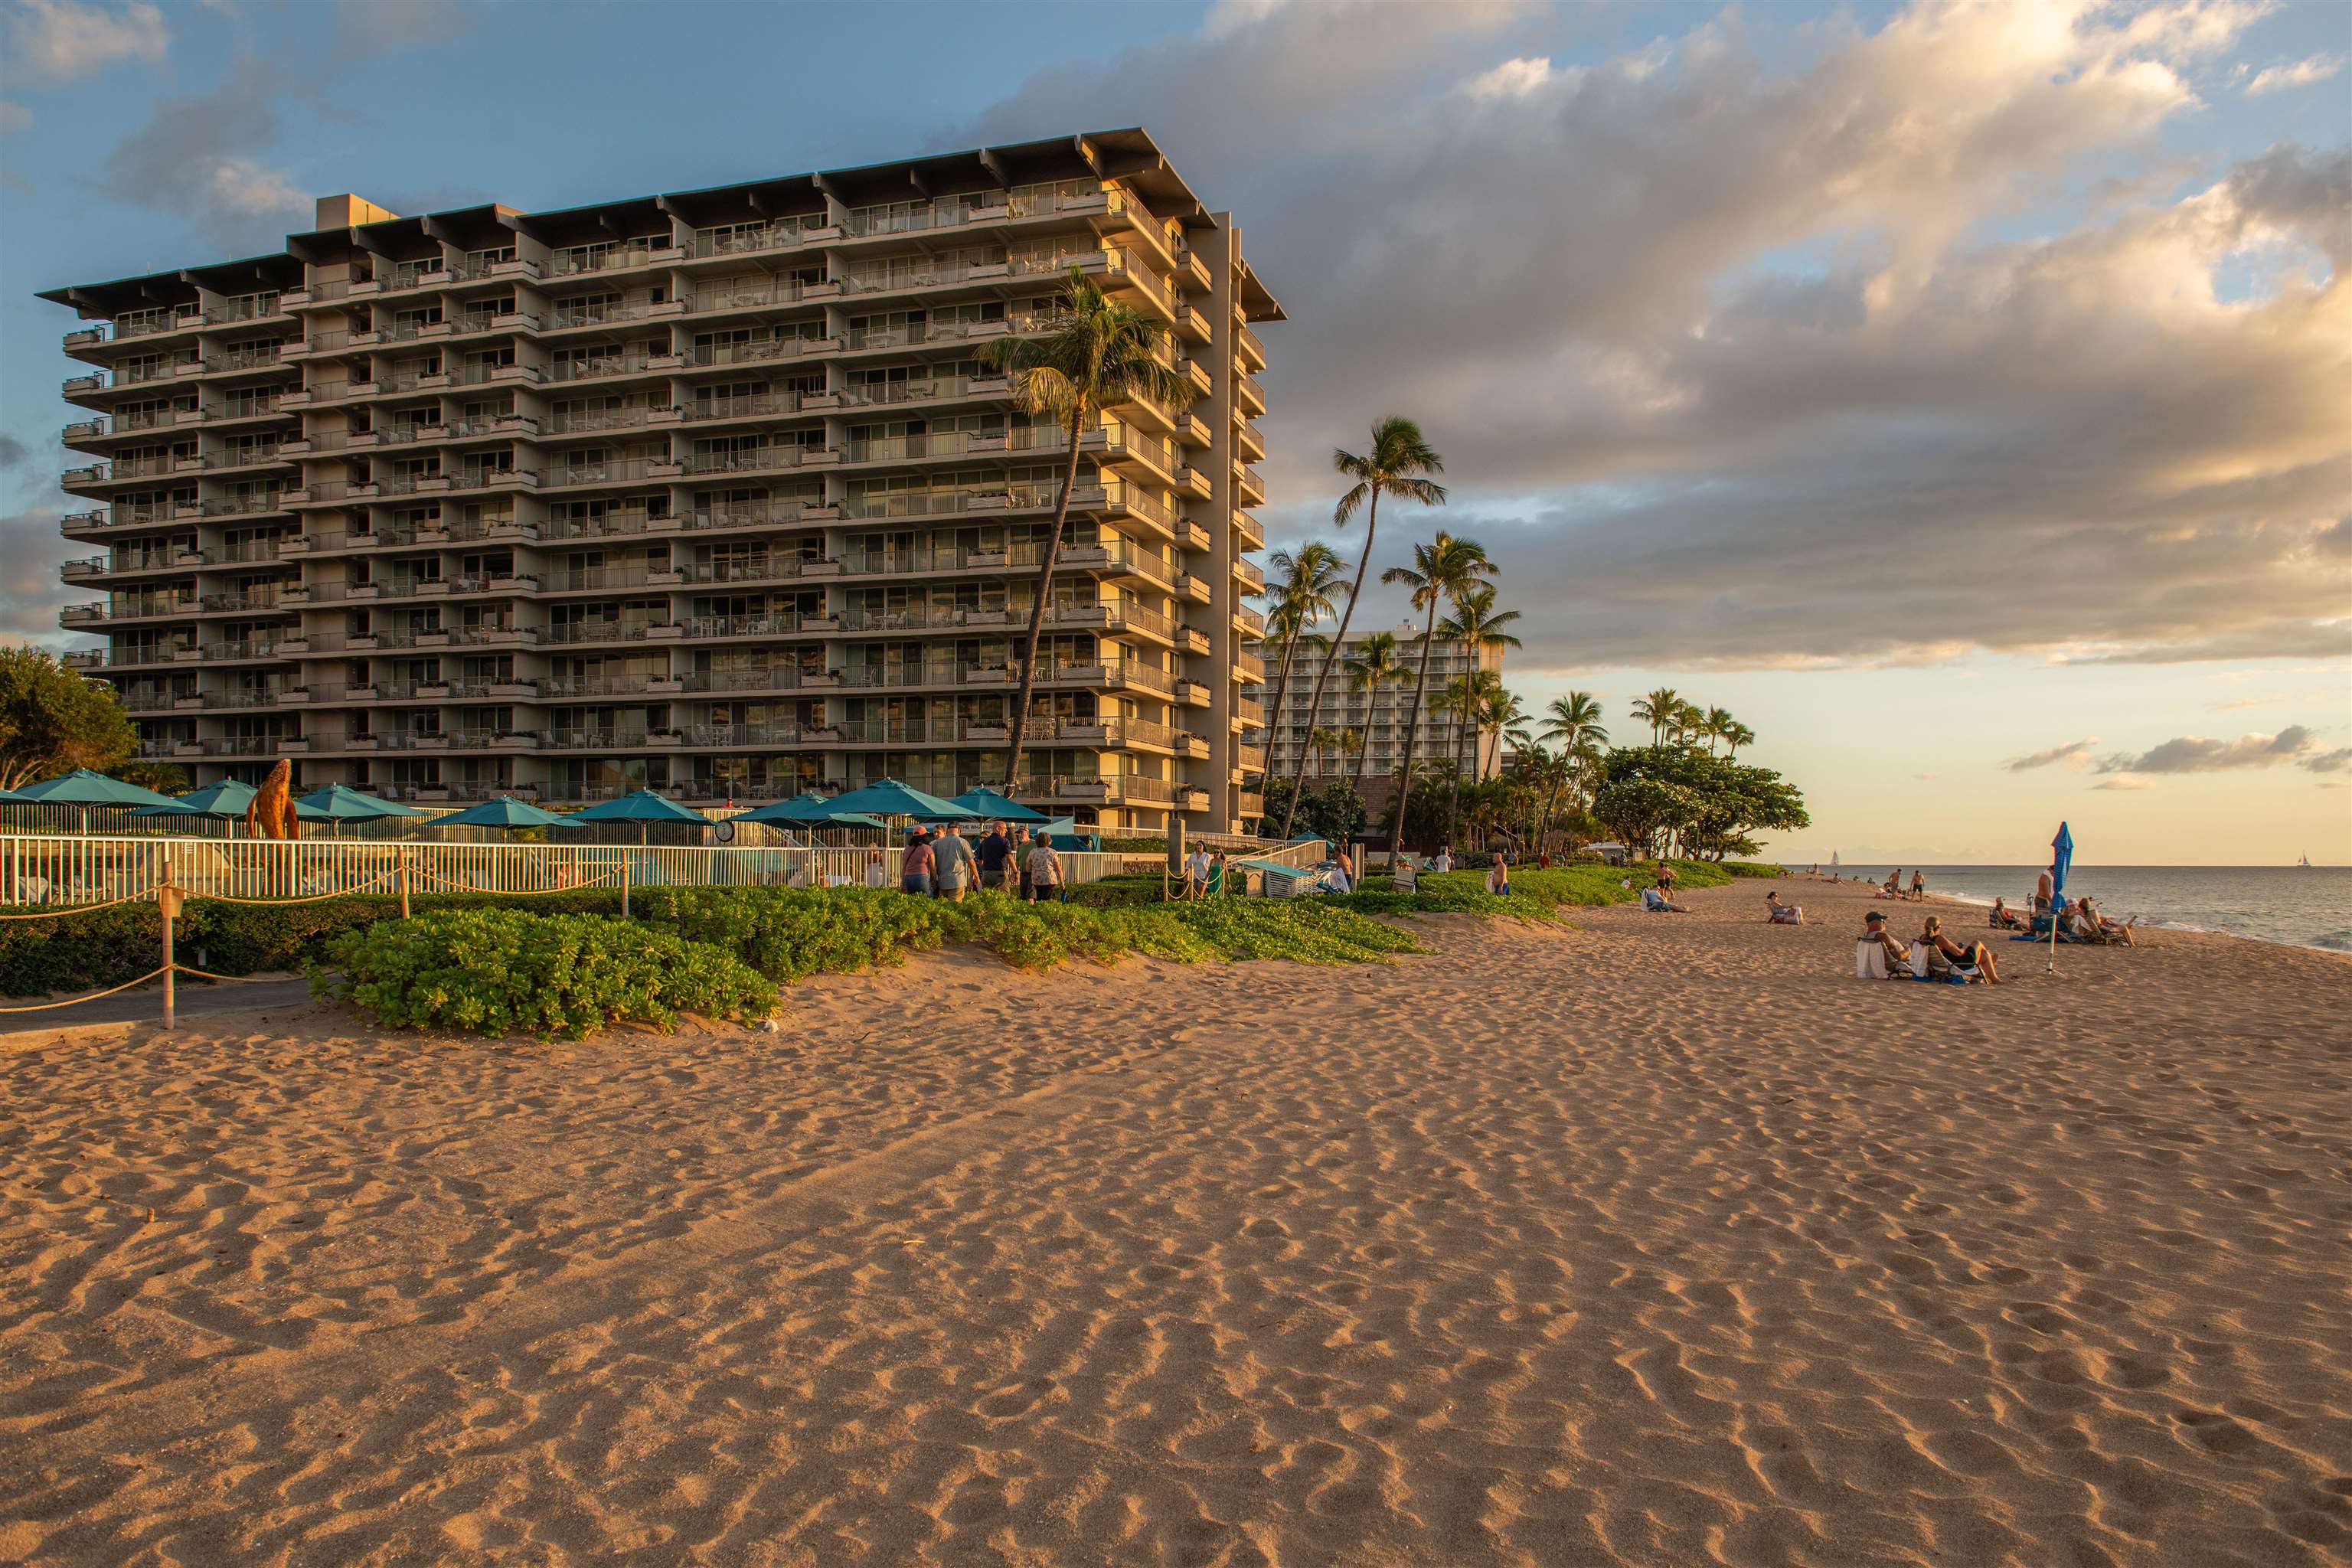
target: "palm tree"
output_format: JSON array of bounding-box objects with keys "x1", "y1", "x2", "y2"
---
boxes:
[
  {"x1": 1263, "y1": 541, "x2": 1348, "y2": 763},
  {"x1": 1673, "y1": 699, "x2": 1705, "y2": 748},
  {"x1": 1721, "y1": 720, "x2": 1756, "y2": 760},
  {"x1": 1483, "y1": 688, "x2": 1530, "y2": 783},
  {"x1": 1701, "y1": 705, "x2": 1735, "y2": 756},
  {"x1": 1632, "y1": 688, "x2": 1680, "y2": 746},
  {"x1": 1307, "y1": 725, "x2": 1344, "y2": 782},
  {"x1": 980, "y1": 266, "x2": 1191, "y2": 792},
  {"x1": 1380, "y1": 532, "x2": 1492, "y2": 857},
  {"x1": 1343, "y1": 630, "x2": 1405, "y2": 797},
  {"x1": 1537, "y1": 691, "x2": 1607, "y2": 844},
  {"x1": 1279, "y1": 416, "x2": 1447, "y2": 839},
  {"x1": 1442, "y1": 668, "x2": 1504, "y2": 840}
]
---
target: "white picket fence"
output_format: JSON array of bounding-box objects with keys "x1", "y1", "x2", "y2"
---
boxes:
[{"x1": 0, "y1": 835, "x2": 1136, "y2": 908}]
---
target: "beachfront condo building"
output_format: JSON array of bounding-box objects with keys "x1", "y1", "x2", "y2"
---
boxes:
[
  {"x1": 1267, "y1": 627, "x2": 1508, "y2": 786},
  {"x1": 44, "y1": 131, "x2": 1279, "y2": 834}
]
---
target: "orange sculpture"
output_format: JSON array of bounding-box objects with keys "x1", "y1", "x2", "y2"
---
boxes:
[{"x1": 246, "y1": 759, "x2": 301, "y2": 841}]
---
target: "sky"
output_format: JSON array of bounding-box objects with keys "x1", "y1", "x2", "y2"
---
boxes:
[{"x1": 2, "y1": 0, "x2": 2347, "y2": 865}]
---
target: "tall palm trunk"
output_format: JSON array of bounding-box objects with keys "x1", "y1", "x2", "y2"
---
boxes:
[
  {"x1": 1002, "y1": 411, "x2": 1086, "y2": 790},
  {"x1": 1279, "y1": 495, "x2": 1376, "y2": 839},
  {"x1": 1349, "y1": 675, "x2": 1378, "y2": 797},
  {"x1": 1446, "y1": 707, "x2": 1470, "y2": 845},
  {"x1": 1385, "y1": 601, "x2": 1441, "y2": 858}
]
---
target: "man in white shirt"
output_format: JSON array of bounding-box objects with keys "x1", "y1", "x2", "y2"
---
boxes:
[{"x1": 1432, "y1": 846, "x2": 1454, "y2": 874}]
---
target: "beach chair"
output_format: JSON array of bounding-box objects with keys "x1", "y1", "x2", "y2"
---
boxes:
[
  {"x1": 1394, "y1": 859, "x2": 1418, "y2": 893},
  {"x1": 1856, "y1": 939, "x2": 1896, "y2": 980},
  {"x1": 1641, "y1": 887, "x2": 1670, "y2": 913}
]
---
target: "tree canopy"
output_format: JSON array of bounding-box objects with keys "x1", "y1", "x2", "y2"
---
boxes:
[{"x1": 0, "y1": 646, "x2": 135, "y2": 792}]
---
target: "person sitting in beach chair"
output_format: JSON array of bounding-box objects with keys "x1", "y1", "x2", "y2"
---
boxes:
[
  {"x1": 1857, "y1": 910, "x2": 1910, "y2": 978},
  {"x1": 1990, "y1": 897, "x2": 2026, "y2": 931},
  {"x1": 2070, "y1": 895, "x2": 2135, "y2": 946},
  {"x1": 1393, "y1": 855, "x2": 1418, "y2": 893},
  {"x1": 1764, "y1": 891, "x2": 1803, "y2": 924},
  {"x1": 1917, "y1": 915, "x2": 2002, "y2": 984}
]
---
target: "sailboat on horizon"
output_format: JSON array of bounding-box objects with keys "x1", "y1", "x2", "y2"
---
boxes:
[{"x1": 2299, "y1": 851, "x2": 2311, "y2": 867}]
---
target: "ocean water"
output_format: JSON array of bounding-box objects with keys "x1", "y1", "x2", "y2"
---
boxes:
[{"x1": 1781, "y1": 865, "x2": 2352, "y2": 954}]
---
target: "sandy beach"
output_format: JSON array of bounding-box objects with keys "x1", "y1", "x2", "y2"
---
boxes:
[{"x1": 4, "y1": 877, "x2": 2348, "y2": 1567}]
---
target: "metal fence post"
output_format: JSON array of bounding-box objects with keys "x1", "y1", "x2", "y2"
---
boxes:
[{"x1": 398, "y1": 851, "x2": 412, "y2": 919}]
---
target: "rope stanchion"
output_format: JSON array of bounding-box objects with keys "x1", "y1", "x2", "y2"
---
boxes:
[{"x1": 0, "y1": 968, "x2": 169, "y2": 1014}]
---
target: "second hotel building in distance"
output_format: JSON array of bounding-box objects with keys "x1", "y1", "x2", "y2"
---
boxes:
[{"x1": 44, "y1": 130, "x2": 1279, "y2": 835}]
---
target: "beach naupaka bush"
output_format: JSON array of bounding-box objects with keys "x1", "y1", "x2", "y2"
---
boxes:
[{"x1": 312, "y1": 908, "x2": 776, "y2": 1040}]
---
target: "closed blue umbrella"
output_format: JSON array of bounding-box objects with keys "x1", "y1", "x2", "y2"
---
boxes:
[
  {"x1": 825, "y1": 778, "x2": 976, "y2": 822},
  {"x1": 948, "y1": 786, "x2": 1050, "y2": 825},
  {"x1": 2047, "y1": 820, "x2": 2074, "y2": 971}
]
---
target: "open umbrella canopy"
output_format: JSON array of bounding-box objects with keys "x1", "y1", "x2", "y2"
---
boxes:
[
  {"x1": 825, "y1": 778, "x2": 976, "y2": 822},
  {"x1": 432, "y1": 795, "x2": 574, "y2": 830},
  {"x1": 297, "y1": 784, "x2": 431, "y2": 822},
  {"x1": 948, "y1": 786, "x2": 1050, "y2": 825},
  {"x1": 130, "y1": 780, "x2": 333, "y2": 822},
  {"x1": 569, "y1": 789, "x2": 708, "y2": 825},
  {"x1": 11, "y1": 768, "x2": 178, "y2": 809},
  {"x1": 734, "y1": 792, "x2": 847, "y2": 825}
]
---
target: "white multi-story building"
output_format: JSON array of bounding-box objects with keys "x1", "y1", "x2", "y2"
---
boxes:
[
  {"x1": 1266, "y1": 626, "x2": 1507, "y2": 784},
  {"x1": 45, "y1": 131, "x2": 1279, "y2": 833}
]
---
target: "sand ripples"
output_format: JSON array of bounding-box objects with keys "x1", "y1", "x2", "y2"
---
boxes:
[{"x1": 4, "y1": 884, "x2": 2347, "y2": 1566}]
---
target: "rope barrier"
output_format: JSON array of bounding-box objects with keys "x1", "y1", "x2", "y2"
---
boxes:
[
  {"x1": 197, "y1": 869, "x2": 404, "y2": 905},
  {"x1": 0, "y1": 887, "x2": 165, "y2": 920},
  {"x1": 168, "y1": 963, "x2": 300, "y2": 985},
  {"x1": 0, "y1": 968, "x2": 169, "y2": 1013},
  {"x1": 414, "y1": 866, "x2": 623, "y2": 895}
]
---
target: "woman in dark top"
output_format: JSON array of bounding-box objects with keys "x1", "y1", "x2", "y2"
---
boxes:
[{"x1": 901, "y1": 831, "x2": 936, "y2": 895}]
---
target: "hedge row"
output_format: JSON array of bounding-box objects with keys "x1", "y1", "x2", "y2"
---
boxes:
[{"x1": 0, "y1": 889, "x2": 622, "y2": 997}]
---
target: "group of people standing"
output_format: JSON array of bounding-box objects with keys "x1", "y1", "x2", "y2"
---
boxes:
[{"x1": 888, "y1": 822, "x2": 1069, "y2": 903}]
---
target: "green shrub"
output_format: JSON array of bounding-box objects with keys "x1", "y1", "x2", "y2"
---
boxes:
[
  {"x1": 0, "y1": 888, "x2": 624, "y2": 996},
  {"x1": 635, "y1": 885, "x2": 965, "y2": 983},
  {"x1": 313, "y1": 908, "x2": 774, "y2": 1039},
  {"x1": 1720, "y1": 861, "x2": 1790, "y2": 879}
]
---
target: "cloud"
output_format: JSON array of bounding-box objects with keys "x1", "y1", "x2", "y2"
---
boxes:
[
  {"x1": 5, "y1": 0, "x2": 168, "y2": 80},
  {"x1": 0, "y1": 431, "x2": 28, "y2": 473},
  {"x1": 2301, "y1": 746, "x2": 2352, "y2": 773},
  {"x1": 1913, "y1": 771, "x2": 1938, "y2": 780},
  {"x1": 2096, "y1": 724, "x2": 2331, "y2": 773},
  {"x1": 2247, "y1": 55, "x2": 2344, "y2": 94},
  {"x1": 1465, "y1": 56, "x2": 1556, "y2": 99},
  {"x1": 0, "y1": 508, "x2": 72, "y2": 642},
  {"x1": 100, "y1": 57, "x2": 306, "y2": 239},
  {"x1": 0, "y1": 97, "x2": 28, "y2": 135},
  {"x1": 963, "y1": 0, "x2": 2349, "y2": 671},
  {"x1": 2092, "y1": 778, "x2": 2152, "y2": 790},
  {"x1": 330, "y1": 0, "x2": 470, "y2": 61},
  {"x1": 2004, "y1": 737, "x2": 2099, "y2": 772}
]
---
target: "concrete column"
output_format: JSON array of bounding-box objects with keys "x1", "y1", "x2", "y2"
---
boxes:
[{"x1": 1200, "y1": 216, "x2": 1239, "y2": 832}]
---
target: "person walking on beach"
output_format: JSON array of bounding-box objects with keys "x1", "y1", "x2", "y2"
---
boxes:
[
  {"x1": 1025, "y1": 836, "x2": 1066, "y2": 903},
  {"x1": 1185, "y1": 844, "x2": 1214, "y2": 900},
  {"x1": 1486, "y1": 854, "x2": 1512, "y2": 896},
  {"x1": 1432, "y1": 845, "x2": 1454, "y2": 873},
  {"x1": 1910, "y1": 869, "x2": 1926, "y2": 901},
  {"x1": 900, "y1": 830, "x2": 936, "y2": 896},
  {"x1": 934, "y1": 822, "x2": 977, "y2": 903},
  {"x1": 976, "y1": 821, "x2": 1012, "y2": 892}
]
